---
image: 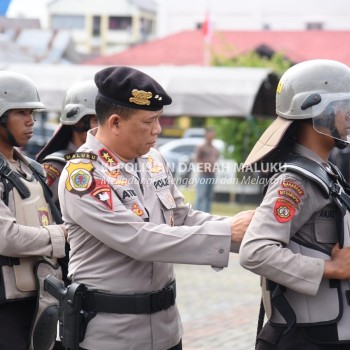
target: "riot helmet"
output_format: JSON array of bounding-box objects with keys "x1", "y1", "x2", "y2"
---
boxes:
[
  {"x1": 276, "y1": 59, "x2": 350, "y2": 148},
  {"x1": 60, "y1": 80, "x2": 97, "y2": 129},
  {"x1": 0, "y1": 71, "x2": 45, "y2": 146}
]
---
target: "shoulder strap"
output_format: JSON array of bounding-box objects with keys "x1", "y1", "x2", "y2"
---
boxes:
[
  {"x1": 281, "y1": 154, "x2": 334, "y2": 197},
  {"x1": 0, "y1": 156, "x2": 30, "y2": 199}
]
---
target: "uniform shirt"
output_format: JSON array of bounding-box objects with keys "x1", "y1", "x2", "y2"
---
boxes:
[
  {"x1": 240, "y1": 144, "x2": 335, "y2": 297},
  {"x1": 0, "y1": 150, "x2": 65, "y2": 259},
  {"x1": 58, "y1": 130, "x2": 232, "y2": 350}
]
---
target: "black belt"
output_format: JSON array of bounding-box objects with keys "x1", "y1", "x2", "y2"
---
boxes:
[
  {"x1": 84, "y1": 280, "x2": 176, "y2": 315},
  {"x1": 0, "y1": 255, "x2": 20, "y2": 266}
]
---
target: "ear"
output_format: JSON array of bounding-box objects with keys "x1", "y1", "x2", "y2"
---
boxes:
[{"x1": 108, "y1": 114, "x2": 121, "y2": 133}]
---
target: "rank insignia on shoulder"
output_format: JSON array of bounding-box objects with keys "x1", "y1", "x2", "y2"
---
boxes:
[
  {"x1": 274, "y1": 198, "x2": 295, "y2": 223},
  {"x1": 65, "y1": 161, "x2": 94, "y2": 196},
  {"x1": 99, "y1": 148, "x2": 119, "y2": 168}
]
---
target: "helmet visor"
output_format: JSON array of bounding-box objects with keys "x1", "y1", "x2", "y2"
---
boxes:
[{"x1": 312, "y1": 93, "x2": 350, "y2": 144}]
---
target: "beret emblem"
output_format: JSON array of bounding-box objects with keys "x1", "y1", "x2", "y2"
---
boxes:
[{"x1": 129, "y1": 89, "x2": 152, "y2": 106}]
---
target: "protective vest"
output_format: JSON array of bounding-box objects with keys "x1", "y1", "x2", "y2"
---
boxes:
[
  {"x1": 261, "y1": 154, "x2": 350, "y2": 343},
  {"x1": 0, "y1": 154, "x2": 62, "y2": 350}
]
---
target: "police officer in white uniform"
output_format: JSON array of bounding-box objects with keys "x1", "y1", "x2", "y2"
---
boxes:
[
  {"x1": 0, "y1": 71, "x2": 67, "y2": 350},
  {"x1": 57, "y1": 66, "x2": 254, "y2": 350},
  {"x1": 239, "y1": 59, "x2": 350, "y2": 349}
]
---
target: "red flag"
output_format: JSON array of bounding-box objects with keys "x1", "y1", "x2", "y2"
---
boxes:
[{"x1": 202, "y1": 11, "x2": 212, "y2": 44}]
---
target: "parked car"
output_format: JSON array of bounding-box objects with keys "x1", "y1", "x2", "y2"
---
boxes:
[{"x1": 22, "y1": 122, "x2": 58, "y2": 159}]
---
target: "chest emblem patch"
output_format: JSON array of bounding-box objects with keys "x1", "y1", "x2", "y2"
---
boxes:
[{"x1": 65, "y1": 161, "x2": 94, "y2": 196}]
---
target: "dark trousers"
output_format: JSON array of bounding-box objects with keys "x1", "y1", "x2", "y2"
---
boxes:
[
  {"x1": 0, "y1": 299, "x2": 36, "y2": 350},
  {"x1": 257, "y1": 323, "x2": 350, "y2": 350},
  {"x1": 79, "y1": 339, "x2": 182, "y2": 350}
]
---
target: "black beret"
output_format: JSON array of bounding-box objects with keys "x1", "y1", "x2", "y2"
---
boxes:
[{"x1": 94, "y1": 66, "x2": 172, "y2": 111}]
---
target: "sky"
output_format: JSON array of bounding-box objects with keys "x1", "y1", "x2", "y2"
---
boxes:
[{"x1": 6, "y1": 0, "x2": 51, "y2": 27}]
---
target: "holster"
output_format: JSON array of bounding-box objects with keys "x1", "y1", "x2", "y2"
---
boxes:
[
  {"x1": 44, "y1": 275, "x2": 95, "y2": 350},
  {"x1": 29, "y1": 258, "x2": 62, "y2": 350}
]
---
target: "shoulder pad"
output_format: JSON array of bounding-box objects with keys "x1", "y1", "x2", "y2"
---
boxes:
[
  {"x1": 281, "y1": 155, "x2": 334, "y2": 197},
  {"x1": 42, "y1": 150, "x2": 72, "y2": 164},
  {"x1": 28, "y1": 158, "x2": 46, "y2": 179}
]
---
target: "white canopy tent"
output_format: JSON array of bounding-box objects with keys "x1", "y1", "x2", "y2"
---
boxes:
[{"x1": 0, "y1": 63, "x2": 277, "y2": 117}]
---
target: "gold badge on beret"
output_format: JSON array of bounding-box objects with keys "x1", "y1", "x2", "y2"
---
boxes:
[{"x1": 129, "y1": 89, "x2": 152, "y2": 106}]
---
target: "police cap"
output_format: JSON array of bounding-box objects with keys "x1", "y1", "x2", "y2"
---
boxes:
[{"x1": 94, "y1": 66, "x2": 172, "y2": 111}]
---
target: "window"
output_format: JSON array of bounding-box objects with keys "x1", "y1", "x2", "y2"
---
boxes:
[
  {"x1": 92, "y1": 16, "x2": 101, "y2": 36},
  {"x1": 108, "y1": 16, "x2": 132, "y2": 31},
  {"x1": 51, "y1": 15, "x2": 85, "y2": 29}
]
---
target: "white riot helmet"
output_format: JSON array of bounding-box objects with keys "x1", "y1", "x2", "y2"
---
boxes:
[
  {"x1": 60, "y1": 80, "x2": 97, "y2": 125},
  {"x1": 244, "y1": 59, "x2": 350, "y2": 168},
  {"x1": 0, "y1": 71, "x2": 45, "y2": 118},
  {"x1": 276, "y1": 59, "x2": 350, "y2": 146}
]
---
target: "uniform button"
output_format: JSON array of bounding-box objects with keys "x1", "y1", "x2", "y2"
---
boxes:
[{"x1": 219, "y1": 249, "x2": 224, "y2": 254}]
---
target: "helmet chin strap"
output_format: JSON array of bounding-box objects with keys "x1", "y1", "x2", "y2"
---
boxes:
[{"x1": 0, "y1": 113, "x2": 20, "y2": 147}]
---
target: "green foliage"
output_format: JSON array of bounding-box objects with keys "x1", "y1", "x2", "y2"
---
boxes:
[
  {"x1": 211, "y1": 48, "x2": 291, "y2": 75},
  {"x1": 204, "y1": 49, "x2": 291, "y2": 164},
  {"x1": 208, "y1": 117, "x2": 273, "y2": 164}
]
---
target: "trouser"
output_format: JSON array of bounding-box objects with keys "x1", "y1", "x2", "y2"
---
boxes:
[
  {"x1": 0, "y1": 299, "x2": 36, "y2": 350},
  {"x1": 257, "y1": 323, "x2": 350, "y2": 350},
  {"x1": 79, "y1": 339, "x2": 182, "y2": 350},
  {"x1": 195, "y1": 175, "x2": 215, "y2": 213}
]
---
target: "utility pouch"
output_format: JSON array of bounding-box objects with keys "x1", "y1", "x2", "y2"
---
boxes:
[{"x1": 44, "y1": 275, "x2": 95, "y2": 350}]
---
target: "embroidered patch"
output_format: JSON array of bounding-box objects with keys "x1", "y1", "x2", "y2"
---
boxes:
[
  {"x1": 151, "y1": 165, "x2": 163, "y2": 173},
  {"x1": 64, "y1": 152, "x2": 97, "y2": 161},
  {"x1": 65, "y1": 161, "x2": 94, "y2": 196},
  {"x1": 99, "y1": 148, "x2": 118, "y2": 167},
  {"x1": 282, "y1": 180, "x2": 304, "y2": 196},
  {"x1": 274, "y1": 198, "x2": 295, "y2": 223},
  {"x1": 90, "y1": 179, "x2": 113, "y2": 210},
  {"x1": 278, "y1": 189, "x2": 300, "y2": 205},
  {"x1": 38, "y1": 207, "x2": 50, "y2": 226},
  {"x1": 131, "y1": 202, "x2": 144, "y2": 216},
  {"x1": 129, "y1": 89, "x2": 152, "y2": 106},
  {"x1": 44, "y1": 163, "x2": 60, "y2": 186}
]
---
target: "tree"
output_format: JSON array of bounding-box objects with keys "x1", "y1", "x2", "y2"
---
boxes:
[{"x1": 208, "y1": 50, "x2": 291, "y2": 164}]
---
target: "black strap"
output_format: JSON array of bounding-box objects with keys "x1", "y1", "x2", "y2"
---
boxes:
[
  {"x1": 0, "y1": 156, "x2": 30, "y2": 199},
  {"x1": 0, "y1": 256, "x2": 20, "y2": 266},
  {"x1": 26, "y1": 161, "x2": 63, "y2": 224},
  {"x1": 84, "y1": 280, "x2": 176, "y2": 314}
]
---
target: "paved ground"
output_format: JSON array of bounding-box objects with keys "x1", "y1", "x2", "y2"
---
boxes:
[{"x1": 174, "y1": 254, "x2": 261, "y2": 350}]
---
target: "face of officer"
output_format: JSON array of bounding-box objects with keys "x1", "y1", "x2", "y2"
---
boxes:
[
  {"x1": 0, "y1": 109, "x2": 35, "y2": 147},
  {"x1": 100, "y1": 108, "x2": 162, "y2": 161},
  {"x1": 334, "y1": 101, "x2": 350, "y2": 143}
]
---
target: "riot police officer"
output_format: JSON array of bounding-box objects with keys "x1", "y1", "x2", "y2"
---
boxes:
[
  {"x1": 36, "y1": 80, "x2": 98, "y2": 210},
  {"x1": 240, "y1": 59, "x2": 350, "y2": 349},
  {"x1": 0, "y1": 71, "x2": 67, "y2": 350}
]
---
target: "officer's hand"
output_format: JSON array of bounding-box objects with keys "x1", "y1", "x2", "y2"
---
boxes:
[
  {"x1": 230, "y1": 209, "x2": 255, "y2": 243},
  {"x1": 324, "y1": 243, "x2": 350, "y2": 279},
  {"x1": 59, "y1": 224, "x2": 68, "y2": 240}
]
